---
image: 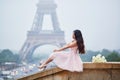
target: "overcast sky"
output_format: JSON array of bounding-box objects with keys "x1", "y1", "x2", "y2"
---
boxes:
[{"x1": 0, "y1": 0, "x2": 120, "y2": 51}]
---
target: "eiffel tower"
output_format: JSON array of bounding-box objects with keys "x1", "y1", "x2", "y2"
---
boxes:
[{"x1": 19, "y1": 0, "x2": 66, "y2": 62}]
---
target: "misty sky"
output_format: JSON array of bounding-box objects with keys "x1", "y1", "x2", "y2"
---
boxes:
[{"x1": 0, "y1": 0, "x2": 120, "y2": 51}]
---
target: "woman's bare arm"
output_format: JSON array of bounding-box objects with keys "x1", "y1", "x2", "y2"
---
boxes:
[{"x1": 53, "y1": 40, "x2": 77, "y2": 52}]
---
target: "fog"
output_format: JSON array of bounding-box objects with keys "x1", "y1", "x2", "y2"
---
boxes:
[{"x1": 0, "y1": 0, "x2": 120, "y2": 51}]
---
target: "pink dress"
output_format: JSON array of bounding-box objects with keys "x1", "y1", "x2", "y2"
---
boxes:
[{"x1": 49, "y1": 46, "x2": 83, "y2": 72}]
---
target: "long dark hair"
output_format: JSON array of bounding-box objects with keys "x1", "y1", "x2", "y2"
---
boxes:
[{"x1": 73, "y1": 29, "x2": 85, "y2": 54}]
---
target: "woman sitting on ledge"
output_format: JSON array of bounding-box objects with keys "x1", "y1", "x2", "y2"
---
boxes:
[{"x1": 38, "y1": 29, "x2": 85, "y2": 72}]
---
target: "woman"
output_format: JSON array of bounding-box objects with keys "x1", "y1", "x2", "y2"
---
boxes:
[{"x1": 38, "y1": 29, "x2": 85, "y2": 72}]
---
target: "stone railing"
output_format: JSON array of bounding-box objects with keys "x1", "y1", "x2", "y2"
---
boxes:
[{"x1": 17, "y1": 62, "x2": 120, "y2": 80}]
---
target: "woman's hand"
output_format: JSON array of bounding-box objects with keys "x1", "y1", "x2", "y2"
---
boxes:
[{"x1": 53, "y1": 49, "x2": 60, "y2": 52}]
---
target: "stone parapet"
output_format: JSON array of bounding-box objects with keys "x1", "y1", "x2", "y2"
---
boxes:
[{"x1": 17, "y1": 62, "x2": 120, "y2": 80}]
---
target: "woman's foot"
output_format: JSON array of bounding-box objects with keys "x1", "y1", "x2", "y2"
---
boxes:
[{"x1": 38, "y1": 64, "x2": 47, "y2": 70}]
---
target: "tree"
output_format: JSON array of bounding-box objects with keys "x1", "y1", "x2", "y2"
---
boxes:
[
  {"x1": 106, "y1": 51, "x2": 120, "y2": 62},
  {"x1": 0, "y1": 49, "x2": 19, "y2": 63}
]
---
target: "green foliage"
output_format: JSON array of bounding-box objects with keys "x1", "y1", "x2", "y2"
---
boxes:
[
  {"x1": 80, "y1": 49, "x2": 120, "y2": 62},
  {"x1": 0, "y1": 49, "x2": 120, "y2": 63},
  {"x1": 106, "y1": 51, "x2": 120, "y2": 62},
  {"x1": 100, "y1": 49, "x2": 111, "y2": 57},
  {"x1": 0, "y1": 49, "x2": 19, "y2": 63}
]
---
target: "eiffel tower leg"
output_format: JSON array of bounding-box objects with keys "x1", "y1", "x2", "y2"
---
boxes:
[
  {"x1": 25, "y1": 46, "x2": 37, "y2": 62},
  {"x1": 38, "y1": 13, "x2": 44, "y2": 31},
  {"x1": 19, "y1": 41, "x2": 35, "y2": 63},
  {"x1": 51, "y1": 12, "x2": 61, "y2": 31},
  {"x1": 31, "y1": 13, "x2": 44, "y2": 32},
  {"x1": 19, "y1": 42, "x2": 29, "y2": 61}
]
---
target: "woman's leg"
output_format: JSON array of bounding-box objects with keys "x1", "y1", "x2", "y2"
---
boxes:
[
  {"x1": 38, "y1": 52, "x2": 56, "y2": 69},
  {"x1": 38, "y1": 57, "x2": 53, "y2": 69},
  {"x1": 43, "y1": 57, "x2": 53, "y2": 65}
]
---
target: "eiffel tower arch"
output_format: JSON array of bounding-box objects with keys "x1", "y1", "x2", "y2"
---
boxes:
[{"x1": 19, "y1": 0, "x2": 66, "y2": 62}]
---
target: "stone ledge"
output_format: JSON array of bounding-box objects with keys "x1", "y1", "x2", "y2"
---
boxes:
[
  {"x1": 17, "y1": 62, "x2": 120, "y2": 80},
  {"x1": 83, "y1": 62, "x2": 120, "y2": 69}
]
